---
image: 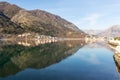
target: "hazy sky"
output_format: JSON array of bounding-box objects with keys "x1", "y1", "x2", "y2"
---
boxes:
[{"x1": 1, "y1": 0, "x2": 120, "y2": 30}]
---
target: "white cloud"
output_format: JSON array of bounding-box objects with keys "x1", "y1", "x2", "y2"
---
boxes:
[
  {"x1": 82, "y1": 13, "x2": 101, "y2": 26},
  {"x1": 72, "y1": 13, "x2": 103, "y2": 29},
  {"x1": 75, "y1": 52, "x2": 100, "y2": 64}
]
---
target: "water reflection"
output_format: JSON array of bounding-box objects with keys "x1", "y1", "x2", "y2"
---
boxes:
[
  {"x1": 84, "y1": 42, "x2": 120, "y2": 78},
  {"x1": 0, "y1": 40, "x2": 85, "y2": 77},
  {"x1": 0, "y1": 38, "x2": 58, "y2": 47},
  {"x1": 108, "y1": 42, "x2": 120, "y2": 77},
  {"x1": 0, "y1": 39, "x2": 120, "y2": 80},
  {"x1": 84, "y1": 42, "x2": 114, "y2": 51},
  {"x1": 113, "y1": 53, "x2": 120, "y2": 77}
]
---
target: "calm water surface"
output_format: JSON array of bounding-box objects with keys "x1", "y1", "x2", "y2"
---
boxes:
[{"x1": 0, "y1": 41, "x2": 119, "y2": 80}]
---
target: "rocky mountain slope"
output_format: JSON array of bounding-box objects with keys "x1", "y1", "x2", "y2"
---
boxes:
[
  {"x1": 98, "y1": 25, "x2": 120, "y2": 38},
  {"x1": 0, "y1": 12, "x2": 23, "y2": 34},
  {"x1": 0, "y1": 2, "x2": 85, "y2": 38}
]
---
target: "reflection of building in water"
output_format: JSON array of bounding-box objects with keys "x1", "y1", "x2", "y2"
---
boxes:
[
  {"x1": 1, "y1": 32, "x2": 87, "y2": 47},
  {"x1": 17, "y1": 39, "x2": 58, "y2": 47},
  {"x1": 17, "y1": 33, "x2": 59, "y2": 46},
  {"x1": 85, "y1": 35, "x2": 105, "y2": 44},
  {"x1": 1, "y1": 33, "x2": 59, "y2": 47},
  {"x1": 0, "y1": 38, "x2": 58, "y2": 47},
  {"x1": 113, "y1": 53, "x2": 120, "y2": 76},
  {"x1": 1, "y1": 33, "x2": 86, "y2": 47}
]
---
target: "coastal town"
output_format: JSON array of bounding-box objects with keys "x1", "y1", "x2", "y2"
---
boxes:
[{"x1": 0, "y1": 33, "x2": 60, "y2": 47}]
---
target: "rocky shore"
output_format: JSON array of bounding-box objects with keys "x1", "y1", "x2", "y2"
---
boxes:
[{"x1": 109, "y1": 39, "x2": 120, "y2": 76}]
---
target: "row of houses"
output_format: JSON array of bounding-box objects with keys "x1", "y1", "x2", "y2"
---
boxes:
[{"x1": 17, "y1": 33, "x2": 59, "y2": 40}]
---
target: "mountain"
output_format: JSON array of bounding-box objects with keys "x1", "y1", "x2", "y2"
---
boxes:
[
  {"x1": 0, "y1": 11, "x2": 23, "y2": 34},
  {"x1": 84, "y1": 29, "x2": 102, "y2": 35},
  {"x1": 98, "y1": 25, "x2": 120, "y2": 38},
  {"x1": 0, "y1": 2, "x2": 22, "y2": 18},
  {"x1": 0, "y1": 2, "x2": 85, "y2": 38}
]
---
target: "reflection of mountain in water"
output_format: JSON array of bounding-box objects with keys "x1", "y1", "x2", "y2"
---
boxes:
[
  {"x1": 107, "y1": 43, "x2": 120, "y2": 77},
  {"x1": 84, "y1": 42, "x2": 114, "y2": 51},
  {"x1": 82, "y1": 42, "x2": 120, "y2": 77},
  {"x1": 83, "y1": 43, "x2": 103, "y2": 48},
  {"x1": 113, "y1": 53, "x2": 120, "y2": 76},
  {"x1": 0, "y1": 40, "x2": 85, "y2": 77}
]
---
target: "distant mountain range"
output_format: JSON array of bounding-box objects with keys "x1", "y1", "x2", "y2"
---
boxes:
[
  {"x1": 0, "y1": 2, "x2": 85, "y2": 38},
  {"x1": 98, "y1": 25, "x2": 120, "y2": 38},
  {"x1": 84, "y1": 29, "x2": 102, "y2": 35},
  {"x1": 83, "y1": 25, "x2": 120, "y2": 38}
]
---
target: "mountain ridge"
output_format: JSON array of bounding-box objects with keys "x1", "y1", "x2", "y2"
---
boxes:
[
  {"x1": 0, "y1": 1, "x2": 85, "y2": 38},
  {"x1": 97, "y1": 25, "x2": 120, "y2": 38}
]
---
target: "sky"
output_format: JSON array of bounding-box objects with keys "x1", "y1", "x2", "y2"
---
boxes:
[{"x1": 1, "y1": 0, "x2": 120, "y2": 30}]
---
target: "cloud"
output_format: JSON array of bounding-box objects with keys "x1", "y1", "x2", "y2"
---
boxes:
[
  {"x1": 72, "y1": 13, "x2": 103, "y2": 29},
  {"x1": 75, "y1": 52, "x2": 100, "y2": 64},
  {"x1": 82, "y1": 13, "x2": 102, "y2": 26}
]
